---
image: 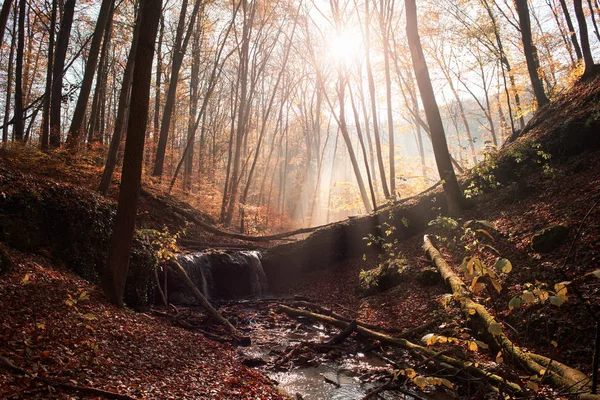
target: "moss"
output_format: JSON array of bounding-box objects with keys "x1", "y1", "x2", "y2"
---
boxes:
[
  {"x1": 531, "y1": 224, "x2": 569, "y2": 253},
  {"x1": 359, "y1": 258, "x2": 407, "y2": 297}
]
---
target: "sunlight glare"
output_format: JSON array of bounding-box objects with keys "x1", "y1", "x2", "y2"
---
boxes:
[{"x1": 330, "y1": 30, "x2": 362, "y2": 65}]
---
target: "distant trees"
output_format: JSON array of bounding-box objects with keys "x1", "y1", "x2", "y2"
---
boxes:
[{"x1": 0, "y1": 0, "x2": 599, "y2": 232}]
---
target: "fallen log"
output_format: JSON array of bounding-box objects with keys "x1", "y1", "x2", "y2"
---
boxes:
[
  {"x1": 0, "y1": 356, "x2": 136, "y2": 400},
  {"x1": 277, "y1": 305, "x2": 522, "y2": 393},
  {"x1": 168, "y1": 260, "x2": 247, "y2": 343},
  {"x1": 325, "y1": 320, "x2": 357, "y2": 345},
  {"x1": 423, "y1": 235, "x2": 598, "y2": 398},
  {"x1": 290, "y1": 300, "x2": 433, "y2": 337},
  {"x1": 141, "y1": 189, "x2": 336, "y2": 242}
]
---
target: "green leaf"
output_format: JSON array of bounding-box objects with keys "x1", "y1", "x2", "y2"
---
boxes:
[
  {"x1": 488, "y1": 322, "x2": 503, "y2": 336},
  {"x1": 508, "y1": 296, "x2": 522, "y2": 310},
  {"x1": 495, "y1": 258, "x2": 513, "y2": 274},
  {"x1": 549, "y1": 296, "x2": 564, "y2": 306},
  {"x1": 476, "y1": 229, "x2": 495, "y2": 241}
]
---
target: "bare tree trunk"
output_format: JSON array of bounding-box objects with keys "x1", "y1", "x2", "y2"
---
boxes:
[
  {"x1": 50, "y1": 0, "x2": 75, "y2": 149},
  {"x1": 102, "y1": 0, "x2": 162, "y2": 307},
  {"x1": 40, "y1": 0, "x2": 57, "y2": 151},
  {"x1": 153, "y1": 16, "x2": 164, "y2": 139},
  {"x1": 405, "y1": 0, "x2": 463, "y2": 215},
  {"x1": 98, "y1": 6, "x2": 141, "y2": 195},
  {"x1": 13, "y1": 0, "x2": 25, "y2": 141},
  {"x1": 558, "y1": 0, "x2": 583, "y2": 61},
  {"x1": 0, "y1": 0, "x2": 12, "y2": 46},
  {"x1": 574, "y1": 0, "x2": 598, "y2": 77},
  {"x1": 515, "y1": 0, "x2": 550, "y2": 107},
  {"x1": 152, "y1": 0, "x2": 202, "y2": 177},
  {"x1": 66, "y1": 0, "x2": 114, "y2": 148},
  {"x1": 87, "y1": 0, "x2": 115, "y2": 146},
  {"x1": 41, "y1": 0, "x2": 57, "y2": 151},
  {"x1": 2, "y1": 7, "x2": 16, "y2": 143},
  {"x1": 364, "y1": 0, "x2": 390, "y2": 199}
]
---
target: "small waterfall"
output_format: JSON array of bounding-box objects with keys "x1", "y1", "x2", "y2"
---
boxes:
[
  {"x1": 230, "y1": 251, "x2": 268, "y2": 297},
  {"x1": 176, "y1": 253, "x2": 214, "y2": 300},
  {"x1": 169, "y1": 250, "x2": 268, "y2": 304}
]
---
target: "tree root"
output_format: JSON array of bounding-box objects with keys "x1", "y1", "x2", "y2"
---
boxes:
[
  {"x1": 277, "y1": 305, "x2": 522, "y2": 393},
  {"x1": 0, "y1": 356, "x2": 137, "y2": 399},
  {"x1": 423, "y1": 234, "x2": 599, "y2": 398}
]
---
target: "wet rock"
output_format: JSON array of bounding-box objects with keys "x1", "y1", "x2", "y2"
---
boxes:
[
  {"x1": 358, "y1": 259, "x2": 407, "y2": 297},
  {"x1": 531, "y1": 224, "x2": 569, "y2": 253}
]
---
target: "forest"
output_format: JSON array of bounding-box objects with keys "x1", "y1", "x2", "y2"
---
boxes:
[{"x1": 0, "y1": 0, "x2": 600, "y2": 398}]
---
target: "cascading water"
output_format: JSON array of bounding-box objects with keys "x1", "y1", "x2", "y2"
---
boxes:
[{"x1": 168, "y1": 250, "x2": 268, "y2": 304}]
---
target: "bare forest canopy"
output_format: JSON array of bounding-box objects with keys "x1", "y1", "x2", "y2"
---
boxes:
[{"x1": 0, "y1": 0, "x2": 599, "y2": 232}]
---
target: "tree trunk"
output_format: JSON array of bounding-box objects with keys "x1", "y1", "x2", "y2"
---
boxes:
[
  {"x1": 98, "y1": 6, "x2": 141, "y2": 195},
  {"x1": 102, "y1": 0, "x2": 161, "y2": 307},
  {"x1": 574, "y1": 0, "x2": 598, "y2": 77},
  {"x1": 66, "y1": 0, "x2": 114, "y2": 148},
  {"x1": 405, "y1": 0, "x2": 463, "y2": 215},
  {"x1": 559, "y1": 0, "x2": 584, "y2": 61},
  {"x1": 13, "y1": 0, "x2": 25, "y2": 142},
  {"x1": 152, "y1": 0, "x2": 202, "y2": 177},
  {"x1": 0, "y1": 0, "x2": 12, "y2": 46},
  {"x1": 2, "y1": 6, "x2": 16, "y2": 143},
  {"x1": 50, "y1": 0, "x2": 75, "y2": 149},
  {"x1": 41, "y1": 0, "x2": 57, "y2": 151},
  {"x1": 364, "y1": 0, "x2": 390, "y2": 199},
  {"x1": 87, "y1": 0, "x2": 114, "y2": 146},
  {"x1": 515, "y1": 0, "x2": 550, "y2": 107},
  {"x1": 184, "y1": 14, "x2": 202, "y2": 192}
]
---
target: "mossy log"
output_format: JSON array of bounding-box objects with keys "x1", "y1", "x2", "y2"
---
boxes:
[
  {"x1": 423, "y1": 235, "x2": 597, "y2": 398},
  {"x1": 277, "y1": 304, "x2": 522, "y2": 393}
]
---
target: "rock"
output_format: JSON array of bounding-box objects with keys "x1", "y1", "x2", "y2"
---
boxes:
[
  {"x1": 241, "y1": 357, "x2": 266, "y2": 367},
  {"x1": 358, "y1": 259, "x2": 407, "y2": 297},
  {"x1": 416, "y1": 268, "x2": 443, "y2": 286},
  {"x1": 531, "y1": 224, "x2": 569, "y2": 253}
]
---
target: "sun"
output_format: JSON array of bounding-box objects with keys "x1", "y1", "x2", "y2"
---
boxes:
[{"x1": 329, "y1": 29, "x2": 362, "y2": 65}]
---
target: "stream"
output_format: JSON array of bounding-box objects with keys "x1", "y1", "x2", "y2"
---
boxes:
[{"x1": 167, "y1": 250, "x2": 422, "y2": 399}]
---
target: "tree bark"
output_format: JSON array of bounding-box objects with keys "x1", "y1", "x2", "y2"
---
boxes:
[
  {"x1": 2, "y1": 6, "x2": 16, "y2": 143},
  {"x1": 13, "y1": 0, "x2": 25, "y2": 142},
  {"x1": 98, "y1": 6, "x2": 142, "y2": 195},
  {"x1": 152, "y1": 0, "x2": 202, "y2": 177},
  {"x1": 514, "y1": 0, "x2": 550, "y2": 108},
  {"x1": 559, "y1": 0, "x2": 584, "y2": 61},
  {"x1": 66, "y1": 0, "x2": 114, "y2": 148},
  {"x1": 102, "y1": 0, "x2": 161, "y2": 307},
  {"x1": 574, "y1": 0, "x2": 598, "y2": 77},
  {"x1": 0, "y1": 0, "x2": 12, "y2": 46},
  {"x1": 405, "y1": 0, "x2": 463, "y2": 215},
  {"x1": 41, "y1": 0, "x2": 57, "y2": 151},
  {"x1": 49, "y1": 0, "x2": 75, "y2": 149}
]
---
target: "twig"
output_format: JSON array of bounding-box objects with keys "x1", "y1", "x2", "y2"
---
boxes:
[{"x1": 0, "y1": 356, "x2": 137, "y2": 400}]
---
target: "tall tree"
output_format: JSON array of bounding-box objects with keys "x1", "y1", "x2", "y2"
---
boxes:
[
  {"x1": 102, "y1": 0, "x2": 162, "y2": 307},
  {"x1": 2, "y1": 5, "x2": 16, "y2": 143},
  {"x1": 41, "y1": 0, "x2": 57, "y2": 150},
  {"x1": 98, "y1": 3, "x2": 142, "y2": 195},
  {"x1": 514, "y1": 0, "x2": 550, "y2": 107},
  {"x1": 66, "y1": 0, "x2": 114, "y2": 147},
  {"x1": 13, "y1": 0, "x2": 25, "y2": 141},
  {"x1": 573, "y1": 0, "x2": 598, "y2": 76},
  {"x1": 50, "y1": 0, "x2": 76, "y2": 148},
  {"x1": 405, "y1": 0, "x2": 464, "y2": 215},
  {"x1": 0, "y1": 0, "x2": 12, "y2": 46},
  {"x1": 152, "y1": 0, "x2": 202, "y2": 177}
]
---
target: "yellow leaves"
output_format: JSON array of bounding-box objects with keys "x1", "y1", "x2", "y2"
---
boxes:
[
  {"x1": 521, "y1": 291, "x2": 536, "y2": 304},
  {"x1": 551, "y1": 340, "x2": 558, "y2": 347},
  {"x1": 468, "y1": 341, "x2": 478, "y2": 352},
  {"x1": 441, "y1": 294, "x2": 453, "y2": 309},
  {"x1": 496, "y1": 351, "x2": 504, "y2": 364},
  {"x1": 399, "y1": 369, "x2": 454, "y2": 392},
  {"x1": 405, "y1": 368, "x2": 417, "y2": 379},
  {"x1": 36, "y1": 322, "x2": 45, "y2": 330},
  {"x1": 413, "y1": 375, "x2": 427, "y2": 389},
  {"x1": 22, "y1": 274, "x2": 30, "y2": 285}
]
